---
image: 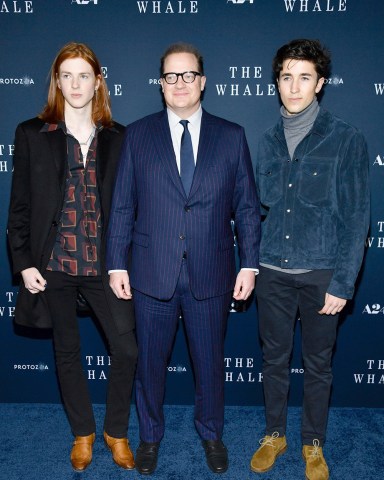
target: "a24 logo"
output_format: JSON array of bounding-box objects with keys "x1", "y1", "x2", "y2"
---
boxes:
[
  {"x1": 362, "y1": 304, "x2": 384, "y2": 314},
  {"x1": 227, "y1": 0, "x2": 254, "y2": 4},
  {"x1": 71, "y1": 0, "x2": 98, "y2": 5}
]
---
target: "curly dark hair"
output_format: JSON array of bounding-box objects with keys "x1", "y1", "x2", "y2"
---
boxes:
[{"x1": 272, "y1": 39, "x2": 331, "y2": 80}]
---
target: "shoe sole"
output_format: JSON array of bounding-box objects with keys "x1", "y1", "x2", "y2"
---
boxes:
[
  {"x1": 136, "y1": 466, "x2": 157, "y2": 475},
  {"x1": 304, "y1": 472, "x2": 329, "y2": 480},
  {"x1": 250, "y1": 445, "x2": 288, "y2": 473},
  {"x1": 71, "y1": 461, "x2": 91, "y2": 472},
  {"x1": 207, "y1": 464, "x2": 228, "y2": 474},
  {"x1": 112, "y1": 459, "x2": 135, "y2": 470}
]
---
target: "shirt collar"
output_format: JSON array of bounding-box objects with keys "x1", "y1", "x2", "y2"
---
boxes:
[
  {"x1": 40, "y1": 121, "x2": 103, "y2": 135},
  {"x1": 39, "y1": 122, "x2": 64, "y2": 134},
  {"x1": 166, "y1": 105, "x2": 202, "y2": 130}
]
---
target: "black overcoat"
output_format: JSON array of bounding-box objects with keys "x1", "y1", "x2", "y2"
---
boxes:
[{"x1": 7, "y1": 117, "x2": 134, "y2": 333}]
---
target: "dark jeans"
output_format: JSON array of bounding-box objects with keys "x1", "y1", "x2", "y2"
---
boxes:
[
  {"x1": 44, "y1": 271, "x2": 137, "y2": 437},
  {"x1": 256, "y1": 267, "x2": 339, "y2": 446}
]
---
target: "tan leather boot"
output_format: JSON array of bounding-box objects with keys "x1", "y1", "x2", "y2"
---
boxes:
[
  {"x1": 104, "y1": 431, "x2": 135, "y2": 469},
  {"x1": 70, "y1": 433, "x2": 95, "y2": 472}
]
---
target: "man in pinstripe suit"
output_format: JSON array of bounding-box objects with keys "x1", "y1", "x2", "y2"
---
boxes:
[{"x1": 106, "y1": 43, "x2": 260, "y2": 475}]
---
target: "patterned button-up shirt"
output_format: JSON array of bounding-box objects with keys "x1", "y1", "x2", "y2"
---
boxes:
[{"x1": 46, "y1": 122, "x2": 102, "y2": 276}]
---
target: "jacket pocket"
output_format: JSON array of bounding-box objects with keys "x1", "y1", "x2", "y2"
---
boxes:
[
  {"x1": 258, "y1": 162, "x2": 283, "y2": 206},
  {"x1": 132, "y1": 231, "x2": 149, "y2": 247},
  {"x1": 297, "y1": 161, "x2": 332, "y2": 206}
]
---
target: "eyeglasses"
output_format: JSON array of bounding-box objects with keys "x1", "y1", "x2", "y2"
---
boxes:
[{"x1": 162, "y1": 71, "x2": 202, "y2": 84}]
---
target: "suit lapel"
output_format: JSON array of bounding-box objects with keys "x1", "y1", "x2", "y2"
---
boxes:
[
  {"x1": 46, "y1": 128, "x2": 68, "y2": 194},
  {"x1": 189, "y1": 110, "x2": 219, "y2": 199},
  {"x1": 152, "y1": 111, "x2": 186, "y2": 198},
  {"x1": 96, "y1": 127, "x2": 110, "y2": 189}
]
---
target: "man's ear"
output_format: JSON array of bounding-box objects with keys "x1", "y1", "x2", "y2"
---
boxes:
[
  {"x1": 315, "y1": 77, "x2": 325, "y2": 94},
  {"x1": 200, "y1": 75, "x2": 207, "y2": 92}
]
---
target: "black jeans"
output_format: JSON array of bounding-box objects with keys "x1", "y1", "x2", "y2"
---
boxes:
[
  {"x1": 256, "y1": 267, "x2": 339, "y2": 446},
  {"x1": 44, "y1": 271, "x2": 137, "y2": 437}
]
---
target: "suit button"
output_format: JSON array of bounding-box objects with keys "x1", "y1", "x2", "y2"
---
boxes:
[
  {"x1": 182, "y1": 251, "x2": 187, "y2": 259},
  {"x1": 179, "y1": 234, "x2": 185, "y2": 240},
  {"x1": 52, "y1": 221, "x2": 58, "y2": 226},
  {"x1": 184, "y1": 206, "x2": 191, "y2": 212}
]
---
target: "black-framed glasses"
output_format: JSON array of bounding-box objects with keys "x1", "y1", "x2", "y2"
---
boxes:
[{"x1": 162, "y1": 71, "x2": 202, "y2": 84}]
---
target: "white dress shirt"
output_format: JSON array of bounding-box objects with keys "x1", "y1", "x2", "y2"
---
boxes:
[{"x1": 167, "y1": 106, "x2": 202, "y2": 171}]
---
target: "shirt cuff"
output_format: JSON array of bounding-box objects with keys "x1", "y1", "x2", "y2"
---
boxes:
[{"x1": 241, "y1": 268, "x2": 259, "y2": 275}]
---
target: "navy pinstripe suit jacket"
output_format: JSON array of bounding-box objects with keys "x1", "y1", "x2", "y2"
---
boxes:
[{"x1": 106, "y1": 109, "x2": 260, "y2": 300}]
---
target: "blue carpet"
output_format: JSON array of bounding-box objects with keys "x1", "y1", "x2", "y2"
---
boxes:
[{"x1": 0, "y1": 403, "x2": 382, "y2": 479}]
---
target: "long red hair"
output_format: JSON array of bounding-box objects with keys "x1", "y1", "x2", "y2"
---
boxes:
[{"x1": 39, "y1": 42, "x2": 113, "y2": 127}]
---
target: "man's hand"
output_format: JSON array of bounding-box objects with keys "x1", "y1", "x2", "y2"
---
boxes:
[
  {"x1": 233, "y1": 270, "x2": 255, "y2": 301},
  {"x1": 318, "y1": 293, "x2": 347, "y2": 315},
  {"x1": 21, "y1": 267, "x2": 47, "y2": 294},
  {"x1": 109, "y1": 271, "x2": 132, "y2": 300}
]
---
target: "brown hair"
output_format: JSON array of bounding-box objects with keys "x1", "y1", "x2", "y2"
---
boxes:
[
  {"x1": 39, "y1": 42, "x2": 113, "y2": 127},
  {"x1": 160, "y1": 42, "x2": 204, "y2": 76}
]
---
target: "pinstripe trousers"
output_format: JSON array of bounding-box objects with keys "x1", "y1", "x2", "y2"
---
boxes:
[{"x1": 134, "y1": 260, "x2": 232, "y2": 443}]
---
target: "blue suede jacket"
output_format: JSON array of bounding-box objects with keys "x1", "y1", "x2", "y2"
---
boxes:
[{"x1": 255, "y1": 108, "x2": 370, "y2": 299}]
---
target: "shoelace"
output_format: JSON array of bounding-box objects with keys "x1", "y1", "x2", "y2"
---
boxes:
[
  {"x1": 308, "y1": 439, "x2": 321, "y2": 458},
  {"x1": 259, "y1": 431, "x2": 280, "y2": 448}
]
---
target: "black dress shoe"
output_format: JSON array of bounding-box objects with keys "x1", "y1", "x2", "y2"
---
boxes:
[
  {"x1": 202, "y1": 440, "x2": 228, "y2": 474},
  {"x1": 135, "y1": 441, "x2": 160, "y2": 475}
]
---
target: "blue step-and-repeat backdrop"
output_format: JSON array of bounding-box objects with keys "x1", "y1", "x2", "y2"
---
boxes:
[{"x1": 0, "y1": 0, "x2": 383, "y2": 408}]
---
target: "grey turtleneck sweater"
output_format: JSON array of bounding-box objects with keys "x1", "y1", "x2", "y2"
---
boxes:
[{"x1": 281, "y1": 98, "x2": 319, "y2": 159}]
